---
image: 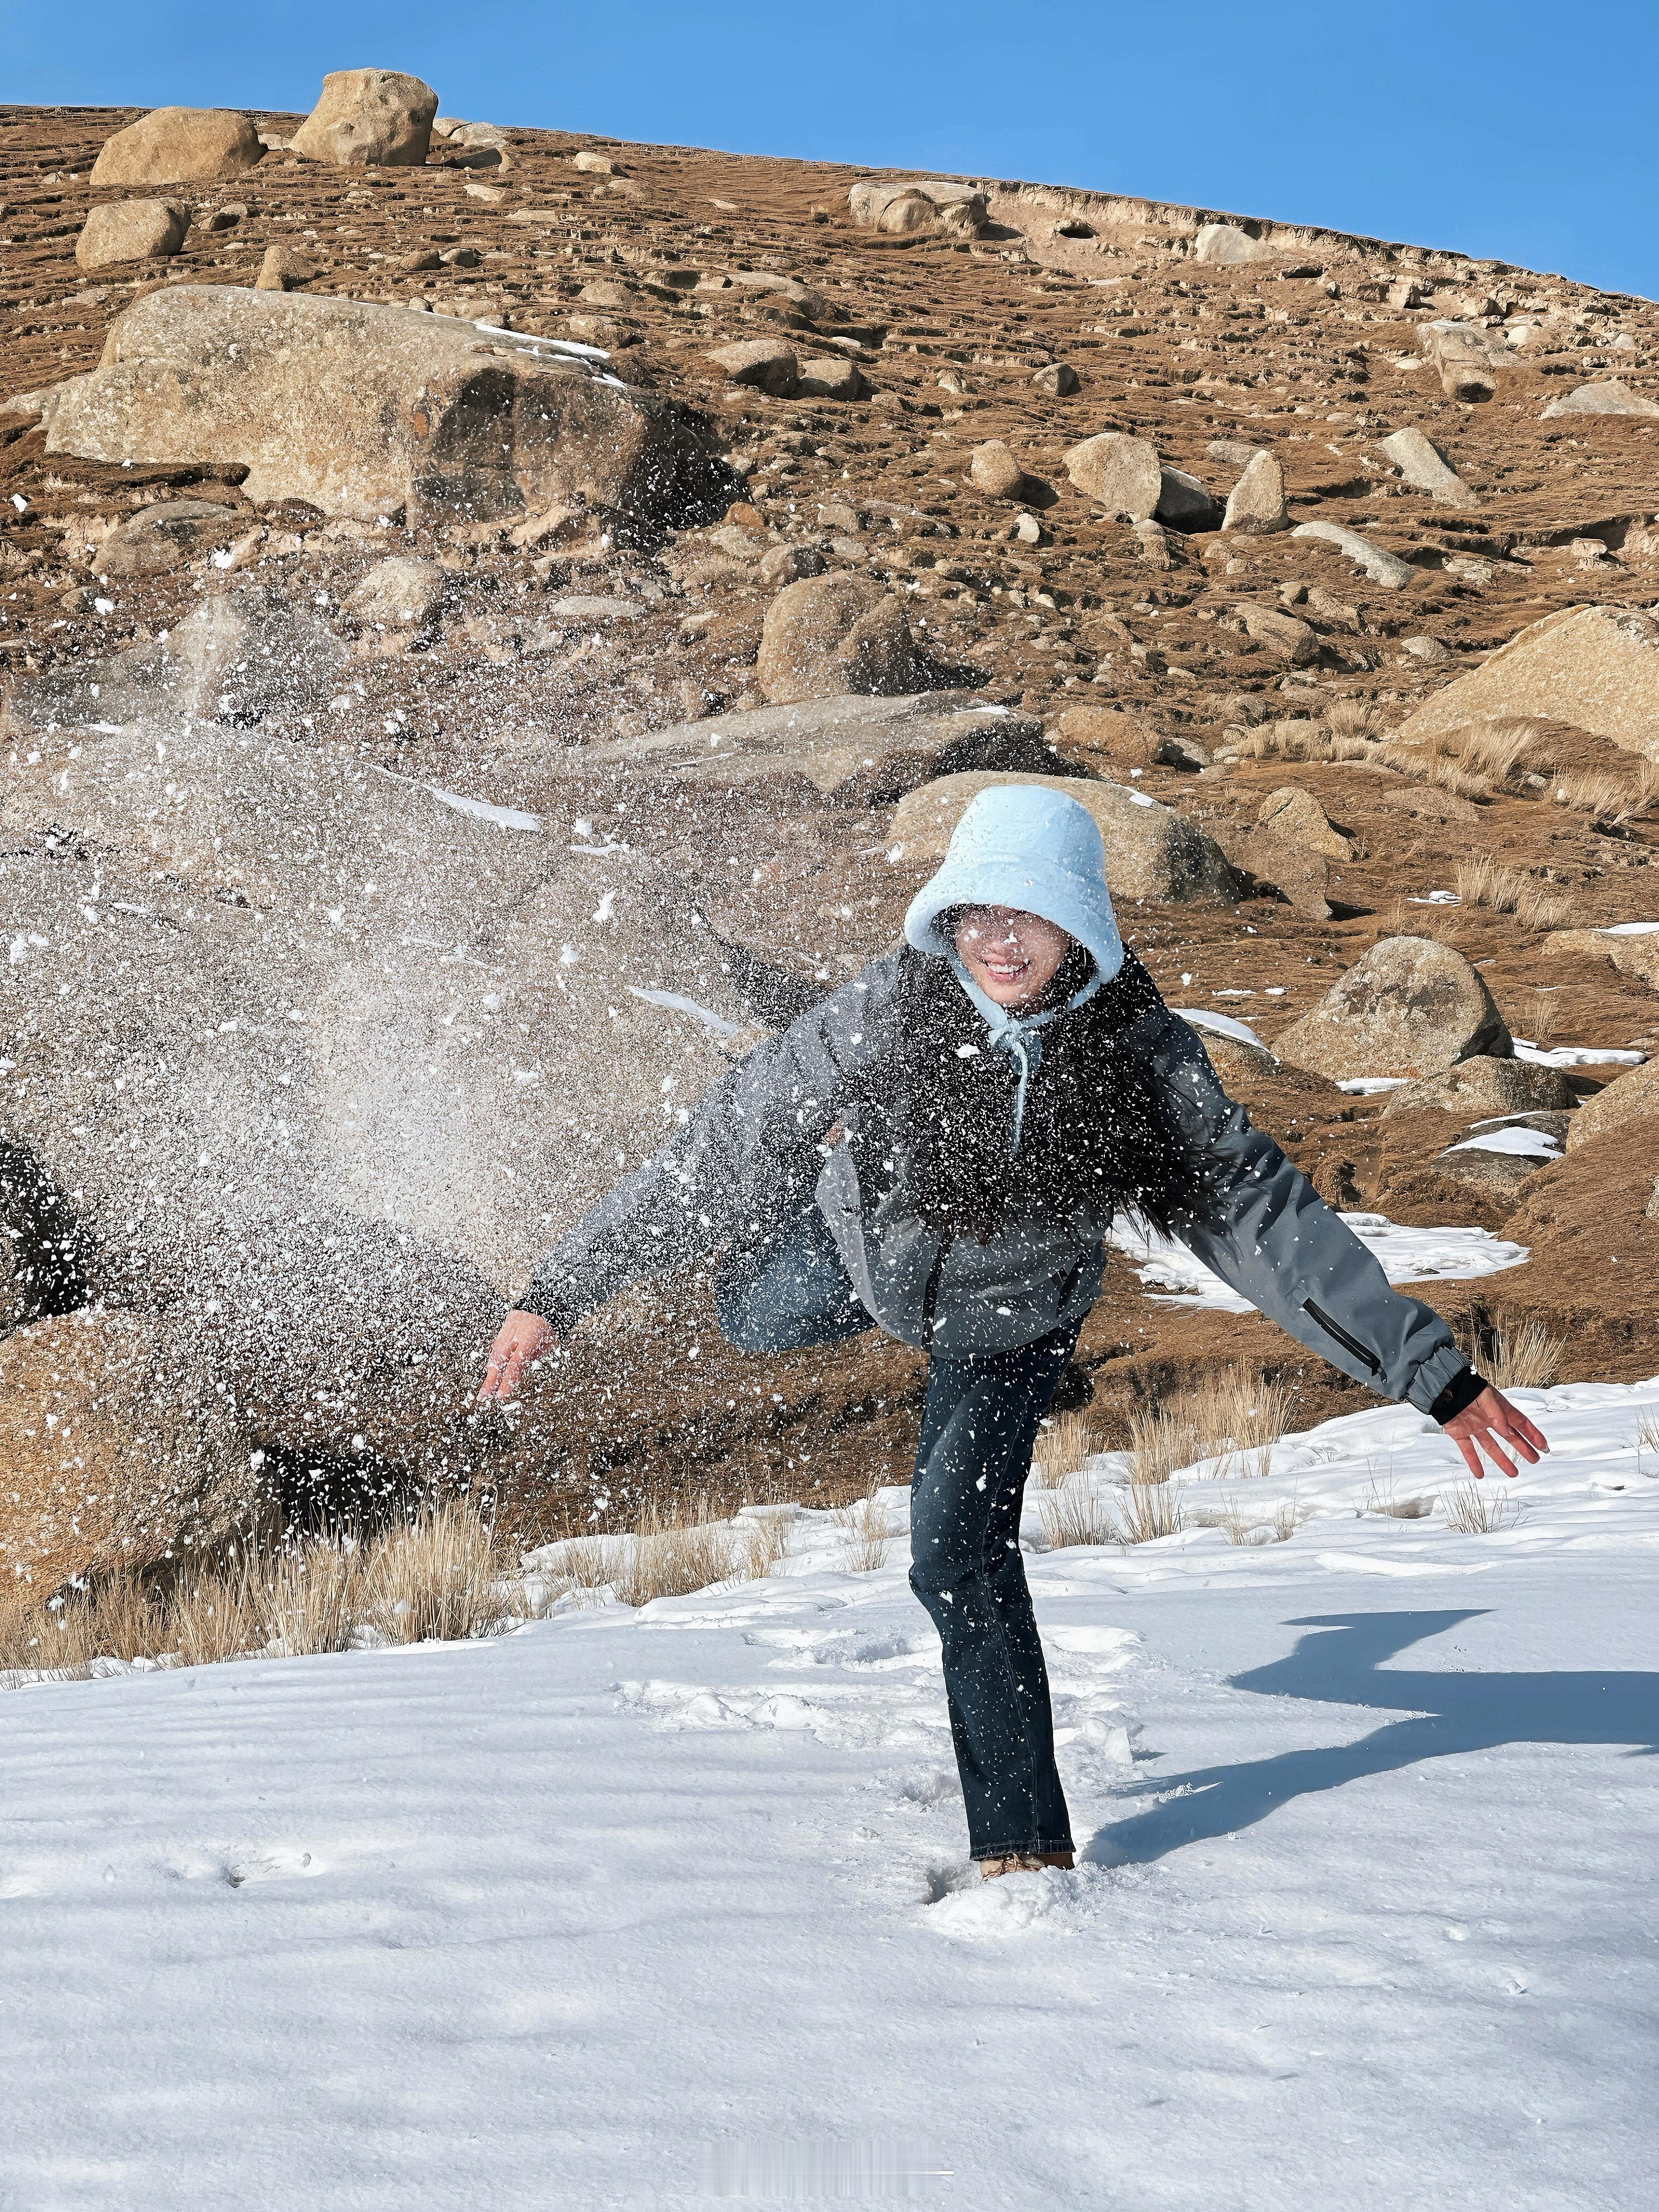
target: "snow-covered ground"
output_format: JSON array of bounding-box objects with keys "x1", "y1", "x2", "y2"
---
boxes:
[{"x1": 5, "y1": 1382, "x2": 1658, "y2": 2210}]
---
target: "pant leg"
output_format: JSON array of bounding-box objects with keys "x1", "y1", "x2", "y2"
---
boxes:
[
  {"x1": 908, "y1": 1323, "x2": 1080, "y2": 1861},
  {"x1": 713, "y1": 1203, "x2": 876, "y2": 1355}
]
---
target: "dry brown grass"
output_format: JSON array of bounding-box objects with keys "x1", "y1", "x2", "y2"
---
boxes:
[
  {"x1": 1107, "y1": 1480, "x2": 1186, "y2": 1546},
  {"x1": 1550, "y1": 766, "x2": 1658, "y2": 825},
  {"x1": 610, "y1": 1498, "x2": 771, "y2": 1608},
  {"x1": 1482, "y1": 1321, "x2": 1564, "y2": 1392},
  {"x1": 1030, "y1": 1411, "x2": 1104, "y2": 1490},
  {"x1": 1442, "y1": 1480, "x2": 1522, "y2": 1535},
  {"x1": 1454, "y1": 854, "x2": 1570, "y2": 932},
  {"x1": 1325, "y1": 698, "x2": 1390, "y2": 744},
  {"x1": 1037, "y1": 1473, "x2": 1121, "y2": 1550},
  {"x1": 1128, "y1": 1366, "x2": 1291, "y2": 1483},
  {"x1": 1225, "y1": 716, "x2": 1378, "y2": 765},
  {"x1": 1635, "y1": 1411, "x2": 1659, "y2": 1476},
  {"x1": 834, "y1": 1494, "x2": 893, "y2": 1573},
  {"x1": 1364, "y1": 1475, "x2": 1435, "y2": 1519},
  {"x1": 0, "y1": 1502, "x2": 544, "y2": 1685}
]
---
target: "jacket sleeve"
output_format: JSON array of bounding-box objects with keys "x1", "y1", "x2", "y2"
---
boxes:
[
  {"x1": 1151, "y1": 1015, "x2": 1469, "y2": 1415},
  {"x1": 517, "y1": 964, "x2": 884, "y2": 1332}
]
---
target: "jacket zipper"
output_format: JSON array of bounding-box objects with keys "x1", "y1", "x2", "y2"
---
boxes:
[{"x1": 1302, "y1": 1296, "x2": 1382, "y2": 1378}]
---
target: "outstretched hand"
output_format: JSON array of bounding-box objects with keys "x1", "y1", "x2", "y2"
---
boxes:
[
  {"x1": 1442, "y1": 1384, "x2": 1548, "y2": 1479},
  {"x1": 476, "y1": 1309, "x2": 557, "y2": 1406}
]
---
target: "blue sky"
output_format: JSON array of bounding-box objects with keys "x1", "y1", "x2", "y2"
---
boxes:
[{"x1": 9, "y1": 0, "x2": 1656, "y2": 298}]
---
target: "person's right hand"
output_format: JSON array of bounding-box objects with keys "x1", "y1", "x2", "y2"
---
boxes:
[{"x1": 476, "y1": 1309, "x2": 557, "y2": 1406}]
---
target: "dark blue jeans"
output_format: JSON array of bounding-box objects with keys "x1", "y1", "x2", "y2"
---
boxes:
[{"x1": 715, "y1": 1209, "x2": 1077, "y2": 1863}]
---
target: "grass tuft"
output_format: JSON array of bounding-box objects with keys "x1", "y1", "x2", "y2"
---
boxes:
[{"x1": 1442, "y1": 1480, "x2": 1522, "y2": 1535}]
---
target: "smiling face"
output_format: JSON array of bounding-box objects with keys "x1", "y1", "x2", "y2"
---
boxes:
[{"x1": 952, "y1": 905, "x2": 1077, "y2": 1011}]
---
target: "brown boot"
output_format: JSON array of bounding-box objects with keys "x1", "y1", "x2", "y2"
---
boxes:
[{"x1": 979, "y1": 1850, "x2": 1075, "y2": 1880}]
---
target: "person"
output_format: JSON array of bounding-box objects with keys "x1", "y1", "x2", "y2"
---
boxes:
[{"x1": 478, "y1": 785, "x2": 1547, "y2": 1878}]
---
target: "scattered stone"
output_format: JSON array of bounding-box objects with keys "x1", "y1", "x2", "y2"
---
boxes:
[
  {"x1": 1065, "y1": 431, "x2": 1161, "y2": 521},
  {"x1": 707, "y1": 338, "x2": 800, "y2": 396},
  {"x1": 1152, "y1": 733, "x2": 1210, "y2": 771},
  {"x1": 27, "y1": 287, "x2": 723, "y2": 525},
  {"x1": 1238, "y1": 603, "x2": 1317, "y2": 665},
  {"x1": 1290, "y1": 520, "x2": 1413, "y2": 589},
  {"x1": 797, "y1": 355, "x2": 866, "y2": 401},
  {"x1": 1256, "y1": 784, "x2": 1354, "y2": 858},
  {"x1": 346, "y1": 556, "x2": 444, "y2": 638},
  {"x1": 75, "y1": 199, "x2": 188, "y2": 272},
  {"x1": 1014, "y1": 512, "x2": 1044, "y2": 546},
  {"x1": 1030, "y1": 362, "x2": 1079, "y2": 397},
  {"x1": 1434, "y1": 1116, "x2": 1567, "y2": 1193},
  {"x1": 1193, "y1": 222, "x2": 1273, "y2": 266},
  {"x1": 754, "y1": 573, "x2": 921, "y2": 704},
  {"x1": 291, "y1": 68, "x2": 439, "y2": 167},
  {"x1": 255, "y1": 243, "x2": 316, "y2": 291},
  {"x1": 1381, "y1": 1056, "x2": 1576, "y2": 1117},
  {"x1": 1155, "y1": 467, "x2": 1222, "y2": 531},
  {"x1": 758, "y1": 543, "x2": 829, "y2": 588},
  {"x1": 1401, "y1": 635, "x2": 1451, "y2": 664},
  {"x1": 1380, "y1": 425, "x2": 1476, "y2": 507},
  {"x1": 1566, "y1": 1055, "x2": 1659, "y2": 1150},
  {"x1": 1132, "y1": 520, "x2": 1172, "y2": 569},
  {"x1": 1223, "y1": 827, "x2": 1332, "y2": 919},
  {"x1": 969, "y1": 440, "x2": 1029, "y2": 500},
  {"x1": 1541, "y1": 379, "x2": 1659, "y2": 420},
  {"x1": 893, "y1": 773, "x2": 1246, "y2": 902},
  {"x1": 1393, "y1": 605, "x2": 1659, "y2": 763},
  {"x1": 572, "y1": 150, "x2": 621, "y2": 176},
  {"x1": 1220, "y1": 449, "x2": 1288, "y2": 535},
  {"x1": 1208, "y1": 439, "x2": 1263, "y2": 467},
  {"x1": 1273, "y1": 936, "x2": 1512, "y2": 1078},
  {"x1": 89, "y1": 106, "x2": 264, "y2": 186},
  {"x1": 90, "y1": 500, "x2": 245, "y2": 578}
]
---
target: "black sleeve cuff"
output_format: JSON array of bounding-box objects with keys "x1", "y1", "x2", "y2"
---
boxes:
[{"x1": 1428, "y1": 1367, "x2": 1488, "y2": 1426}]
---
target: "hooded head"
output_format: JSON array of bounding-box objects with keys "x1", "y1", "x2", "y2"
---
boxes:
[{"x1": 903, "y1": 783, "x2": 1125, "y2": 989}]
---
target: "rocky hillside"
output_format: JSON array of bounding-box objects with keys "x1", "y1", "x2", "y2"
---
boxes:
[{"x1": 5, "y1": 78, "x2": 1659, "y2": 1579}]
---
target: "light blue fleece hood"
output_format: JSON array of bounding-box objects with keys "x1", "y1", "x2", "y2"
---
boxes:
[{"x1": 903, "y1": 783, "x2": 1127, "y2": 1150}]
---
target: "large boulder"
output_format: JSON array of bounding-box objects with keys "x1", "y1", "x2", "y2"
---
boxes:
[
  {"x1": 1273, "y1": 938, "x2": 1512, "y2": 1079},
  {"x1": 1380, "y1": 426, "x2": 1476, "y2": 507},
  {"x1": 0, "y1": 1314, "x2": 243, "y2": 1591},
  {"x1": 1064, "y1": 434, "x2": 1217, "y2": 528},
  {"x1": 291, "y1": 69, "x2": 439, "y2": 167},
  {"x1": 1381, "y1": 1055, "x2": 1577, "y2": 1118},
  {"x1": 1543, "y1": 925, "x2": 1659, "y2": 993},
  {"x1": 707, "y1": 339, "x2": 799, "y2": 396},
  {"x1": 1566, "y1": 1055, "x2": 1659, "y2": 1150},
  {"x1": 4, "y1": 575, "x2": 347, "y2": 734},
  {"x1": 26, "y1": 287, "x2": 725, "y2": 525},
  {"x1": 1417, "y1": 320, "x2": 1516, "y2": 402},
  {"x1": 1256, "y1": 785, "x2": 1353, "y2": 859},
  {"x1": 76, "y1": 200, "x2": 189, "y2": 272},
  {"x1": 1541, "y1": 379, "x2": 1659, "y2": 421},
  {"x1": 1289, "y1": 520, "x2": 1413, "y2": 589},
  {"x1": 1393, "y1": 606, "x2": 1659, "y2": 764},
  {"x1": 578, "y1": 692, "x2": 1067, "y2": 805},
  {"x1": 90, "y1": 497, "x2": 246, "y2": 577},
  {"x1": 755, "y1": 574, "x2": 922, "y2": 704},
  {"x1": 1221, "y1": 449, "x2": 1288, "y2": 535},
  {"x1": 847, "y1": 179, "x2": 988, "y2": 236},
  {"x1": 89, "y1": 106, "x2": 264, "y2": 186},
  {"x1": 969, "y1": 440, "x2": 1030, "y2": 501},
  {"x1": 1193, "y1": 222, "x2": 1273, "y2": 265},
  {"x1": 891, "y1": 772, "x2": 1245, "y2": 903},
  {"x1": 1064, "y1": 432, "x2": 1162, "y2": 521}
]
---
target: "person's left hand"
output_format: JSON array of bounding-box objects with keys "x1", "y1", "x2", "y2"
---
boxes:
[{"x1": 1442, "y1": 1385, "x2": 1548, "y2": 1479}]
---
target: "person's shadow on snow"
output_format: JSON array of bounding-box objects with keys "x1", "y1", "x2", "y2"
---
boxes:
[{"x1": 1084, "y1": 1610, "x2": 1659, "y2": 1866}]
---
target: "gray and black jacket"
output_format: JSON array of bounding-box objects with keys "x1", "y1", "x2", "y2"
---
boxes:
[{"x1": 521, "y1": 949, "x2": 1475, "y2": 1418}]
